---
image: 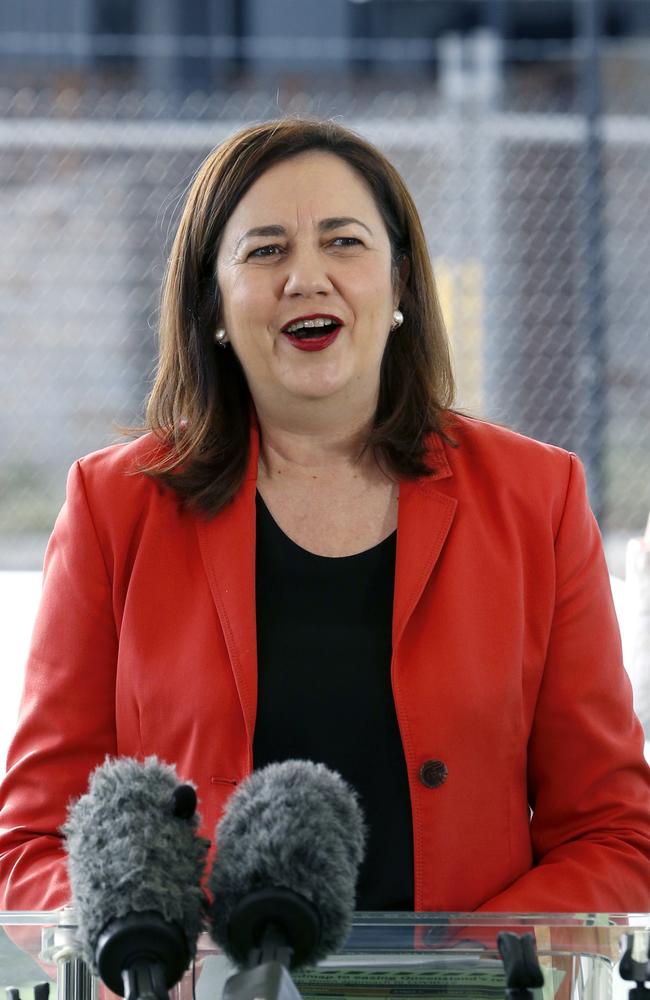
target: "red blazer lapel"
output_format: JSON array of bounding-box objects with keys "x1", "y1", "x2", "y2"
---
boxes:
[
  {"x1": 393, "y1": 435, "x2": 457, "y2": 649},
  {"x1": 195, "y1": 430, "x2": 259, "y2": 750}
]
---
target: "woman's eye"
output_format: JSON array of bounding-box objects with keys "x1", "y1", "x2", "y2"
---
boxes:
[
  {"x1": 248, "y1": 245, "x2": 283, "y2": 258},
  {"x1": 247, "y1": 238, "x2": 361, "y2": 258}
]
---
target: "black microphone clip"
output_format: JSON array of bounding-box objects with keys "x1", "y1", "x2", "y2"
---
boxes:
[
  {"x1": 497, "y1": 932, "x2": 545, "y2": 1000},
  {"x1": 6, "y1": 986, "x2": 50, "y2": 1000},
  {"x1": 619, "y1": 931, "x2": 650, "y2": 1000},
  {"x1": 95, "y1": 912, "x2": 190, "y2": 1000},
  {"x1": 228, "y1": 887, "x2": 321, "y2": 970}
]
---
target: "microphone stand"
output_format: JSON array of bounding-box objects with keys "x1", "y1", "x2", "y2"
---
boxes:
[{"x1": 222, "y1": 925, "x2": 304, "y2": 1000}]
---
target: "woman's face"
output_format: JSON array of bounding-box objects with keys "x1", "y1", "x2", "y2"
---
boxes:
[{"x1": 215, "y1": 151, "x2": 400, "y2": 414}]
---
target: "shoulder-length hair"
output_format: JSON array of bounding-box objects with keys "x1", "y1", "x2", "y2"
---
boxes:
[{"x1": 143, "y1": 117, "x2": 455, "y2": 514}]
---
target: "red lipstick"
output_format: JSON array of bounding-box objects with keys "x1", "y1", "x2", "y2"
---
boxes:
[
  {"x1": 284, "y1": 328, "x2": 341, "y2": 352},
  {"x1": 281, "y1": 313, "x2": 343, "y2": 352}
]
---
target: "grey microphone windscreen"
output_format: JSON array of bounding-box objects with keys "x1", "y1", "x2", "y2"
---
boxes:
[
  {"x1": 63, "y1": 756, "x2": 209, "y2": 970},
  {"x1": 208, "y1": 759, "x2": 366, "y2": 965}
]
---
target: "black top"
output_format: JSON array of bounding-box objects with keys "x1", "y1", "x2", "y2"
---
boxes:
[{"x1": 253, "y1": 491, "x2": 414, "y2": 910}]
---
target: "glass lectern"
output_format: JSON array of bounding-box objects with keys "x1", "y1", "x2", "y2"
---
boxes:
[{"x1": 1, "y1": 911, "x2": 649, "y2": 1000}]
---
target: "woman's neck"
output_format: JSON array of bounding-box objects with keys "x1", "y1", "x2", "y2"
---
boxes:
[
  {"x1": 255, "y1": 406, "x2": 380, "y2": 484},
  {"x1": 253, "y1": 397, "x2": 398, "y2": 556},
  {"x1": 258, "y1": 424, "x2": 368, "y2": 479}
]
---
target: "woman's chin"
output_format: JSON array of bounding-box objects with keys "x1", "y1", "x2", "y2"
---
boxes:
[
  {"x1": 283, "y1": 379, "x2": 349, "y2": 404},
  {"x1": 274, "y1": 363, "x2": 356, "y2": 403}
]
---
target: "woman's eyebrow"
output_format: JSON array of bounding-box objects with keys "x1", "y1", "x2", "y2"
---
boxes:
[
  {"x1": 237, "y1": 224, "x2": 286, "y2": 247},
  {"x1": 235, "y1": 216, "x2": 373, "y2": 252},
  {"x1": 320, "y1": 216, "x2": 373, "y2": 235}
]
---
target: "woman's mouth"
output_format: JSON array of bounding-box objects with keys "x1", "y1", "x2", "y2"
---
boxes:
[{"x1": 281, "y1": 316, "x2": 343, "y2": 352}]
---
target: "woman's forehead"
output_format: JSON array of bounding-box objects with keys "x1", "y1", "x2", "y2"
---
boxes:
[{"x1": 223, "y1": 151, "x2": 383, "y2": 234}]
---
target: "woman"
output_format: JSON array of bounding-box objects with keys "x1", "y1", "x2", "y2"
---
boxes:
[{"x1": 1, "y1": 118, "x2": 649, "y2": 914}]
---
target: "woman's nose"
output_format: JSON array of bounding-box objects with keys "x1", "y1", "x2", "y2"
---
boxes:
[{"x1": 283, "y1": 248, "x2": 333, "y2": 296}]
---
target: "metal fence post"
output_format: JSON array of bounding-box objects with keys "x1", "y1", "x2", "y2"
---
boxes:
[{"x1": 576, "y1": 0, "x2": 608, "y2": 521}]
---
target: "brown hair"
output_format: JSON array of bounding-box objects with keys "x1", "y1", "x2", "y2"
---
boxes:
[{"x1": 143, "y1": 118, "x2": 455, "y2": 513}]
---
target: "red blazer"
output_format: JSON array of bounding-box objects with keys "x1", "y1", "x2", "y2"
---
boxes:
[{"x1": 1, "y1": 414, "x2": 650, "y2": 913}]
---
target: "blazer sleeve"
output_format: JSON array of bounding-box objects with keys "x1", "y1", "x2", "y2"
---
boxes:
[
  {"x1": 0, "y1": 460, "x2": 119, "y2": 911},
  {"x1": 478, "y1": 453, "x2": 650, "y2": 912}
]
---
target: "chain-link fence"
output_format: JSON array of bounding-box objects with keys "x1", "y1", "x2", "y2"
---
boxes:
[{"x1": 1, "y1": 37, "x2": 649, "y2": 570}]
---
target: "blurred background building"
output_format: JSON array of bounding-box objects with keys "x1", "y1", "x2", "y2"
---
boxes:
[{"x1": 1, "y1": 0, "x2": 649, "y2": 572}]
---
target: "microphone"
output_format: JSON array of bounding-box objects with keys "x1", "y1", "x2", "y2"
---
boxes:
[
  {"x1": 207, "y1": 759, "x2": 366, "y2": 981},
  {"x1": 63, "y1": 756, "x2": 210, "y2": 1000}
]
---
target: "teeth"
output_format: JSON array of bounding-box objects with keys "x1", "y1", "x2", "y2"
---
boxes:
[{"x1": 285, "y1": 317, "x2": 338, "y2": 334}]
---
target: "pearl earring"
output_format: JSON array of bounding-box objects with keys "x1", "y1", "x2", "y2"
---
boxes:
[
  {"x1": 214, "y1": 328, "x2": 228, "y2": 347},
  {"x1": 391, "y1": 309, "x2": 404, "y2": 331}
]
